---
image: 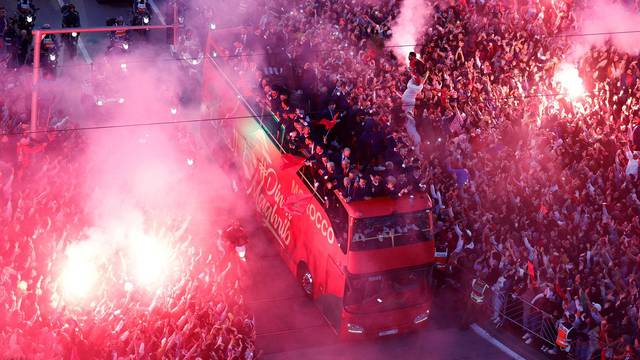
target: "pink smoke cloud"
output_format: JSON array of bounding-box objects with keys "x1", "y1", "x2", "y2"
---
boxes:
[
  {"x1": 573, "y1": 0, "x2": 640, "y2": 57},
  {"x1": 387, "y1": 0, "x2": 433, "y2": 65}
]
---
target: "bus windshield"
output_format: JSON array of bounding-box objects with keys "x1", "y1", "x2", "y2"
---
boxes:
[
  {"x1": 344, "y1": 266, "x2": 428, "y2": 314},
  {"x1": 350, "y1": 211, "x2": 430, "y2": 251}
]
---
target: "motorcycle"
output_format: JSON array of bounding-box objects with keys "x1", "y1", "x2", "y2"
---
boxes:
[
  {"x1": 16, "y1": 9, "x2": 36, "y2": 32},
  {"x1": 61, "y1": 5, "x2": 81, "y2": 60},
  {"x1": 3, "y1": 19, "x2": 19, "y2": 68},
  {"x1": 217, "y1": 230, "x2": 249, "y2": 287},
  {"x1": 106, "y1": 18, "x2": 130, "y2": 56},
  {"x1": 41, "y1": 35, "x2": 58, "y2": 79},
  {"x1": 131, "y1": 0, "x2": 151, "y2": 39},
  {"x1": 173, "y1": 28, "x2": 203, "y2": 77}
]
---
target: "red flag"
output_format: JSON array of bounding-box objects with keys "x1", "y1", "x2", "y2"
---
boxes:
[
  {"x1": 279, "y1": 154, "x2": 306, "y2": 171},
  {"x1": 318, "y1": 112, "x2": 340, "y2": 130},
  {"x1": 539, "y1": 203, "x2": 548, "y2": 215},
  {"x1": 527, "y1": 260, "x2": 535, "y2": 284},
  {"x1": 284, "y1": 194, "x2": 313, "y2": 215}
]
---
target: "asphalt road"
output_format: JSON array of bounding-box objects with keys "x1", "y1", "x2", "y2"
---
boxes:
[
  {"x1": 241, "y1": 218, "x2": 512, "y2": 360},
  {"x1": 2, "y1": 0, "x2": 173, "y2": 67}
]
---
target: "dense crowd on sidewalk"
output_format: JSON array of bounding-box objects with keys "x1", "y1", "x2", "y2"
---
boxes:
[
  {"x1": 214, "y1": 0, "x2": 640, "y2": 358},
  {"x1": 0, "y1": 73, "x2": 256, "y2": 360}
]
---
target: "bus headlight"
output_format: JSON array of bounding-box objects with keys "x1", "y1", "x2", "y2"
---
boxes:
[
  {"x1": 414, "y1": 310, "x2": 430, "y2": 324},
  {"x1": 71, "y1": 32, "x2": 78, "y2": 37},
  {"x1": 346, "y1": 323, "x2": 364, "y2": 334}
]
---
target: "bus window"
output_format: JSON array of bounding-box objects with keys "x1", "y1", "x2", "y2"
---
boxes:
[
  {"x1": 344, "y1": 266, "x2": 428, "y2": 313},
  {"x1": 350, "y1": 211, "x2": 431, "y2": 251},
  {"x1": 325, "y1": 191, "x2": 348, "y2": 254}
]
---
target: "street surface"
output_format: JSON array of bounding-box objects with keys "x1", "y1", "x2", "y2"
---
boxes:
[
  {"x1": 243, "y1": 216, "x2": 511, "y2": 360},
  {"x1": 2, "y1": 1, "x2": 529, "y2": 358}
]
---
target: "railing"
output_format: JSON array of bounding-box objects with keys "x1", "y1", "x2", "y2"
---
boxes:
[
  {"x1": 486, "y1": 289, "x2": 558, "y2": 348},
  {"x1": 470, "y1": 285, "x2": 605, "y2": 359},
  {"x1": 204, "y1": 49, "x2": 328, "y2": 205}
]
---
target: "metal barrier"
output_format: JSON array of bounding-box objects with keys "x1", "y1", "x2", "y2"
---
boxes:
[{"x1": 490, "y1": 289, "x2": 558, "y2": 345}]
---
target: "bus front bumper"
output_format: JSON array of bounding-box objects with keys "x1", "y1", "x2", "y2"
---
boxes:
[{"x1": 341, "y1": 304, "x2": 430, "y2": 338}]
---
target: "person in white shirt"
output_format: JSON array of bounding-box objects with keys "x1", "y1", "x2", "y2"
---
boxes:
[
  {"x1": 401, "y1": 52, "x2": 427, "y2": 147},
  {"x1": 624, "y1": 145, "x2": 639, "y2": 178}
]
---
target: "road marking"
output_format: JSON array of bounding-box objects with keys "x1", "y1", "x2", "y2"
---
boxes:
[
  {"x1": 54, "y1": 0, "x2": 92, "y2": 64},
  {"x1": 470, "y1": 324, "x2": 528, "y2": 360},
  {"x1": 77, "y1": 38, "x2": 92, "y2": 64},
  {"x1": 147, "y1": 0, "x2": 166, "y2": 25}
]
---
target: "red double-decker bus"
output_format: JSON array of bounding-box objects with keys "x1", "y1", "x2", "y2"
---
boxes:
[{"x1": 201, "y1": 28, "x2": 435, "y2": 337}]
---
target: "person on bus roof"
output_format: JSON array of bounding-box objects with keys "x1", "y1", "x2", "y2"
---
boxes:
[{"x1": 352, "y1": 176, "x2": 372, "y2": 201}]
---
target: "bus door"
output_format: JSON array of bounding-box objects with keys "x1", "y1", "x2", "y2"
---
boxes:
[{"x1": 319, "y1": 255, "x2": 344, "y2": 331}]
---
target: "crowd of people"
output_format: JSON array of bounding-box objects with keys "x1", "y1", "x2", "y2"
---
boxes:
[
  {"x1": 0, "y1": 77, "x2": 256, "y2": 360},
  {"x1": 214, "y1": 0, "x2": 640, "y2": 358},
  {"x1": 5, "y1": 0, "x2": 640, "y2": 357}
]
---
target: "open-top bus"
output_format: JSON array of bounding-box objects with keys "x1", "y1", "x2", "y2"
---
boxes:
[{"x1": 201, "y1": 28, "x2": 435, "y2": 337}]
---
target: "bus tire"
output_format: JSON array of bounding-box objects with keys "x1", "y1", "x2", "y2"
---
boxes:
[{"x1": 297, "y1": 263, "x2": 314, "y2": 299}]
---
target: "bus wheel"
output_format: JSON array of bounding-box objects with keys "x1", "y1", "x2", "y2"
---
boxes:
[{"x1": 298, "y1": 264, "x2": 313, "y2": 298}]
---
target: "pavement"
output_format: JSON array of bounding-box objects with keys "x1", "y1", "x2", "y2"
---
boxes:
[
  {"x1": 240, "y1": 204, "x2": 535, "y2": 360},
  {"x1": 2, "y1": 0, "x2": 172, "y2": 68}
]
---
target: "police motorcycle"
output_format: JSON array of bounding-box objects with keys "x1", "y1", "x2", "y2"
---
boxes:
[
  {"x1": 164, "y1": 0, "x2": 186, "y2": 44},
  {"x1": 61, "y1": 2, "x2": 81, "y2": 60},
  {"x1": 131, "y1": 0, "x2": 151, "y2": 39},
  {"x1": 3, "y1": 18, "x2": 19, "y2": 68},
  {"x1": 105, "y1": 16, "x2": 130, "y2": 56},
  {"x1": 40, "y1": 25, "x2": 59, "y2": 79},
  {"x1": 217, "y1": 220, "x2": 250, "y2": 287},
  {"x1": 173, "y1": 27, "x2": 202, "y2": 77},
  {"x1": 16, "y1": 0, "x2": 37, "y2": 33}
]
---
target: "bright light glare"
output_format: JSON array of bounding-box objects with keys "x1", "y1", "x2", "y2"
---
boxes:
[
  {"x1": 17, "y1": 280, "x2": 28, "y2": 292},
  {"x1": 96, "y1": 100, "x2": 104, "y2": 106},
  {"x1": 129, "y1": 234, "x2": 172, "y2": 288},
  {"x1": 554, "y1": 63, "x2": 585, "y2": 99},
  {"x1": 49, "y1": 54, "x2": 56, "y2": 61},
  {"x1": 60, "y1": 255, "x2": 99, "y2": 301},
  {"x1": 235, "y1": 245, "x2": 246, "y2": 260},
  {"x1": 122, "y1": 43, "x2": 129, "y2": 50},
  {"x1": 186, "y1": 158, "x2": 194, "y2": 166},
  {"x1": 170, "y1": 107, "x2": 177, "y2": 115},
  {"x1": 71, "y1": 32, "x2": 78, "y2": 37},
  {"x1": 143, "y1": 16, "x2": 149, "y2": 24},
  {"x1": 210, "y1": 23, "x2": 216, "y2": 30},
  {"x1": 118, "y1": 98, "x2": 125, "y2": 104},
  {"x1": 120, "y1": 63, "x2": 127, "y2": 70},
  {"x1": 26, "y1": 16, "x2": 32, "y2": 23}
]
